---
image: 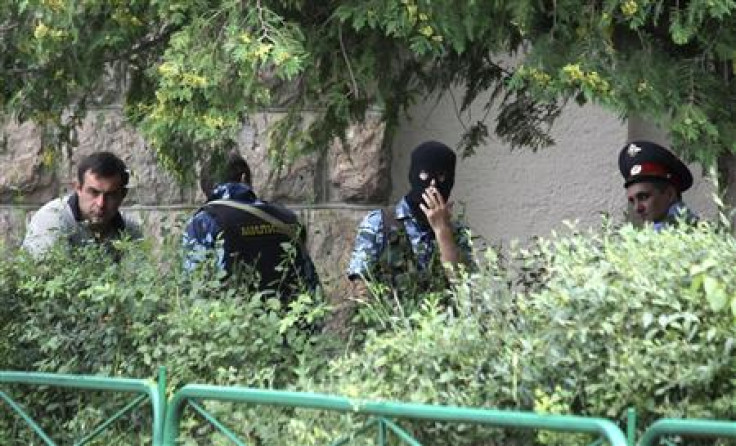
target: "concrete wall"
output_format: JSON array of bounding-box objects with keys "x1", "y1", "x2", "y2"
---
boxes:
[
  {"x1": 0, "y1": 110, "x2": 388, "y2": 302},
  {"x1": 390, "y1": 90, "x2": 717, "y2": 246}
]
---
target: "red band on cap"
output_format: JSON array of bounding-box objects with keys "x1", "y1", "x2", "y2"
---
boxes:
[
  {"x1": 637, "y1": 162, "x2": 668, "y2": 177},
  {"x1": 631, "y1": 162, "x2": 681, "y2": 189}
]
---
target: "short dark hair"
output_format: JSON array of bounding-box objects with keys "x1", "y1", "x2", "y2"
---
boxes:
[
  {"x1": 199, "y1": 151, "x2": 252, "y2": 196},
  {"x1": 77, "y1": 152, "x2": 129, "y2": 187}
]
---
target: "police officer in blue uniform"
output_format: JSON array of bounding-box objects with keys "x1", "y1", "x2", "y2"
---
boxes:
[
  {"x1": 619, "y1": 140, "x2": 697, "y2": 230},
  {"x1": 183, "y1": 151, "x2": 320, "y2": 301}
]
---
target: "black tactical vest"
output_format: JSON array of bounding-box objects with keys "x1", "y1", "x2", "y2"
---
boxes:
[{"x1": 203, "y1": 199, "x2": 305, "y2": 298}]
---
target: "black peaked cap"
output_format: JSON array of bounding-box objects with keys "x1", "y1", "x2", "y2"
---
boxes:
[{"x1": 618, "y1": 140, "x2": 693, "y2": 192}]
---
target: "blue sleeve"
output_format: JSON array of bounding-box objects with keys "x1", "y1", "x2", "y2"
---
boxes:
[
  {"x1": 346, "y1": 210, "x2": 384, "y2": 280},
  {"x1": 182, "y1": 211, "x2": 225, "y2": 271}
]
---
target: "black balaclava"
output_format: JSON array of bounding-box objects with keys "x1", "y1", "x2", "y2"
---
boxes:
[{"x1": 405, "y1": 141, "x2": 456, "y2": 229}]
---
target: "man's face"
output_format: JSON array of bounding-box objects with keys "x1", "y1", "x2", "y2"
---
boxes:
[
  {"x1": 626, "y1": 181, "x2": 676, "y2": 223},
  {"x1": 75, "y1": 170, "x2": 127, "y2": 226}
]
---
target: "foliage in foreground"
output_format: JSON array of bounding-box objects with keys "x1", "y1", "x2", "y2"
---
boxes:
[
  {"x1": 0, "y1": 240, "x2": 331, "y2": 444},
  {"x1": 1, "y1": 221, "x2": 736, "y2": 444},
  {"x1": 286, "y1": 221, "x2": 736, "y2": 445}
]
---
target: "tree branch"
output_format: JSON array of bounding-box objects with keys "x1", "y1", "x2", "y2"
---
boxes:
[
  {"x1": 4, "y1": 23, "x2": 178, "y2": 76},
  {"x1": 108, "y1": 23, "x2": 179, "y2": 63},
  {"x1": 338, "y1": 23, "x2": 360, "y2": 98}
]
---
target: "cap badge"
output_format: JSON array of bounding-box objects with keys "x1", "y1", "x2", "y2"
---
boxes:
[
  {"x1": 630, "y1": 164, "x2": 642, "y2": 176},
  {"x1": 627, "y1": 143, "x2": 642, "y2": 157}
]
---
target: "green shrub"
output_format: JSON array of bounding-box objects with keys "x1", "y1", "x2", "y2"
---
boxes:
[
  {"x1": 284, "y1": 221, "x2": 736, "y2": 445},
  {"x1": 524, "y1": 222, "x2": 736, "y2": 420},
  {"x1": 0, "y1": 238, "x2": 330, "y2": 444},
  {"x1": 2, "y1": 221, "x2": 736, "y2": 445}
]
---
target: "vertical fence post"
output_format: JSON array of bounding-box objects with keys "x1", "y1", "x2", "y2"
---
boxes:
[
  {"x1": 627, "y1": 407, "x2": 636, "y2": 446},
  {"x1": 155, "y1": 366, "x2": 167, "y2": 446},
  {"x1": 158, "y1": 366, "x2": 167, "y2": 413},
  {"x1": 377, "y1": 418, "x2": 387, "y2": 446}
]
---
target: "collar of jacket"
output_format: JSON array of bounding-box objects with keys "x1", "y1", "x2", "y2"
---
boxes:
[{"x1": 208, "y1": 182, "x2": 258, "y2": 202}]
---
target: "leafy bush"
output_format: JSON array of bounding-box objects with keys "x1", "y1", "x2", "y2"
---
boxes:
[
  {"x1": 0, "y1": 238, "x2": 330, "y2": 444},
  {"x1": 285, "y1": 221, "x2": 736, "y2": 445},
  {"x1": 522, "y1": 222, "x2": 736, "y2": 421},
  {"x1": 2, "y1": 221, "x2": 736, "y2": 445}
]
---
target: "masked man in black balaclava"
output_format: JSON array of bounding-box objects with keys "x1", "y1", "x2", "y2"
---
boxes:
[
  {"x1": 332, "y1": 141, "x2": 473, "y2": 336},
  {"x1": 403, "y1": 140, "x2": 463, "y2": 265}
]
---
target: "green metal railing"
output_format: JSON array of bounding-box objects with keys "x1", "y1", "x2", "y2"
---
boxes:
[
  {"x1": 163, "y1": 384, "x2": 629, "y2": 446},
  {"x1": 4, "y1": 367, "x2": 736, "y2": 446},
  {"x1": 0, "y1": 368, "x2": 165, "y2": 446},
  {"x1": 638, "y1": 418, "x2": 736, "y2": 446}
]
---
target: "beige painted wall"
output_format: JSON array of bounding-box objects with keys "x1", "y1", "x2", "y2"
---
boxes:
[{"x1": 391, "y1": 91, "x2": 716, "y2": 246}]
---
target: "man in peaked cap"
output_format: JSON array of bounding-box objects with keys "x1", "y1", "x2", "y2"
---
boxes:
[{"x1": 618, "y1": 140, "x2": 697, "y2": 230}]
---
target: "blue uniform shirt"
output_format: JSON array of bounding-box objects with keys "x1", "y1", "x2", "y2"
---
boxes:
[
  {"x1": 182, "y1": 183, "x2": 320, "y2": 292},
  {"x1": 652, "y1": 201, "x2": 697, "y2": 232},
  {"x1": 347, "y1": 197, "x2": 473, "y2": 280}
]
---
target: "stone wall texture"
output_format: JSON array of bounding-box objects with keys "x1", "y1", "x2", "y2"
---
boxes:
[{"x1": 0, "y1": 109, "x2": 387, "y2": 300}]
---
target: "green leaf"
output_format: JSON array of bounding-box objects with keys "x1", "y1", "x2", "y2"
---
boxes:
[{"x1": 704, "y1": 276, "x2": 728, "y2": 311}]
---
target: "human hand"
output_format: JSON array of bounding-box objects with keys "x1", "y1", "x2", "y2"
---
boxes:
[{"x1": 419, "y1": 185, "x2": 453, "y2": 234}]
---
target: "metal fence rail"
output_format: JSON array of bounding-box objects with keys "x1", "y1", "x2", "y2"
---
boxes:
[
  {"x1": 4, "y1": 368, "x2": 736, "y2": 446},
  {"x1": 0, "y1": 369, "x2": 165, "y2": 446},
  {"x1": 638, "y1": 418, "x2": 736, "y2": 446},
  {"x1": 163, "y1": 384, "x2": 629, "y2": 446}
]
